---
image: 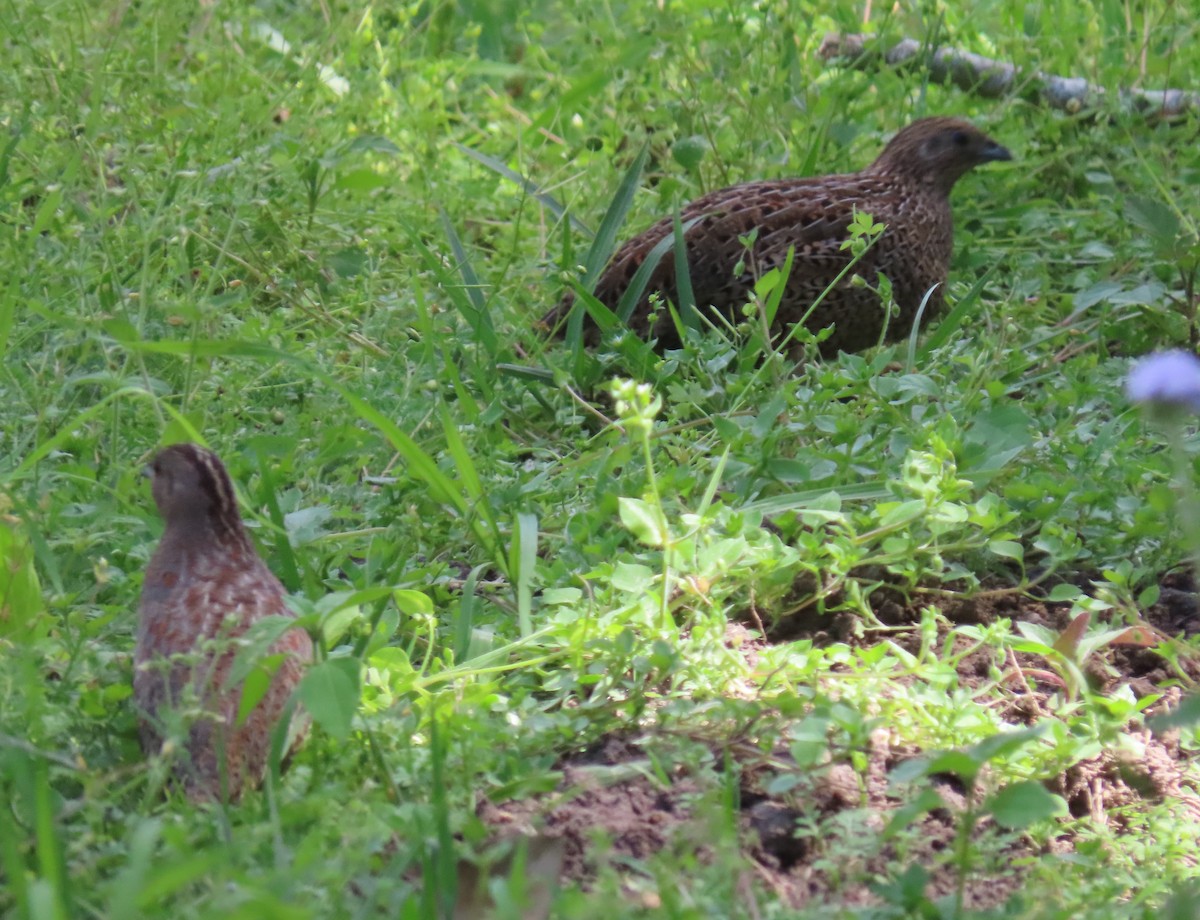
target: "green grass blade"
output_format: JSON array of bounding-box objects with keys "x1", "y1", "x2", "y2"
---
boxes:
[
  {"x1": 917, "y1": 266, "x2": 997, "y2": 361},
  {"x1": 454, "y1": 142, "x2": 591, "y2": 236},
  {"x1": 763, "y1": 246, "x2": 795, "y2": 328},
  {"x1": 439, "y1": 403, "x2": 507, "y2": 574},
  {"x1": 438, "y1": 207, "x2": 499, "y2": 359},
  {"x1": 33, "y1": 757, "x2": 71, "y2": 920},
  {"x1": 396, "y1": 215, "x2": 499, "y2": 362},
  {"x1": 696, "y1": 447, "x2": 731, "y2": 520},
  {"x1": 512, "y1": 511, "x2": 537, "y2": 638},
  {"x1": 584, "y1": 144, "x2": 649, "y2": 286},
  {"x1": 455, "y1": 563, "x2": 486, "y2": 662},
  {"x1": 253, "y1": 449, "x2": 303, "y2": 592},
  {"x1": 428, "y1": 713, "x2": 457, "y2": 919},
  {"x1": 743, "y1": 482, "x2": 890, "y2": 515},
  {"x1": 7, "y1": 385, "x2": 193, "y2": 484},
  {"x1": 0, "y1": 766, "x2": 30, "y2": 915},
  {"x1": 570, "y1": 290, "x2": 662, "y2": 381},
  {"x1": 496, "y1": 363, "x2": 555, "y2": 383},
  {"x1": 614, "y1": 216, "x2": 704, "y2": 323},
  {"x1": 670, "y1": 208, "x2": 700, "y2": 335}
]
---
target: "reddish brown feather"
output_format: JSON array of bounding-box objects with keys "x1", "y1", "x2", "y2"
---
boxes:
[
  {"x1": 542, "y1": 117, "x2": 1010, "y2": 358},
  {"x1": 134, "y1": 444, "x2": 312, "y2": 801}
]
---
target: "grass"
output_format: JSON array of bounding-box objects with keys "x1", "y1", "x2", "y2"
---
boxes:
[{"x1": 2, "y1": 0, "x2": 1200, "y2": 916}]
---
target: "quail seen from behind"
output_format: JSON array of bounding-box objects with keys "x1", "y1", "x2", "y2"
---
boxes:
[
  {"x1": 543, "y1": 116, "x2": 1011, "y2": 358},
  {"x1": 135, "y1": 443, "x2": 312, "y2": 801}
]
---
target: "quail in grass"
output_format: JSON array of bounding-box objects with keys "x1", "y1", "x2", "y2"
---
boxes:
[
  {"x1": 542, "y1": 116, "x2": 1011, "y2": 359},
  {"x1": 134, "y1": 443, "x2": 312, "y2": 801}
]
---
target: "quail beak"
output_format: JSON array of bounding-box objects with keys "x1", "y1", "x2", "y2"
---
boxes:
[
  {"x1": 981, "y1": 140, "x2": 1013, "y2": 162},
  {"x1": 141, "y1": 464, "x2": 154, "y2": 480}
]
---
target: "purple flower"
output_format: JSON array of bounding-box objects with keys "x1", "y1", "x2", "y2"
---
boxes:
[{"x1": 1127, "y1": 350, "x2": 1200, "y2": 413}]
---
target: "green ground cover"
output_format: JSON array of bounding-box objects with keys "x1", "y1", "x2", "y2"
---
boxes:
[{"x1": 2, "y1": 0, "x2": 1199, "y2": 916}]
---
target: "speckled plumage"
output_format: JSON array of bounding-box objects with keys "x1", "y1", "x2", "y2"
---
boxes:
[
  {"x1": 134, "y1": 444, "x2": 312, "y2": 801},
  {"x1": 543, "y1": 117, "x2": 1011, "y2": 358}
]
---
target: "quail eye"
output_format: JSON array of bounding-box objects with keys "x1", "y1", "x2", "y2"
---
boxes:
[{"x1": 951, "y1": 130, "x2": 970, "y2": 147}]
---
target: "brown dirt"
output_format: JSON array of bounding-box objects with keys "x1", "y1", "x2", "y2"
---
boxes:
[{"x1": 479, "y1": 584, "x2": 1200, "y2": 912}]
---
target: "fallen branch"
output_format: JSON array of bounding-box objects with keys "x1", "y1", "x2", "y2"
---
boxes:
[{"x1": 818, "y1": 33, "x2": 1199, "y2": 119}]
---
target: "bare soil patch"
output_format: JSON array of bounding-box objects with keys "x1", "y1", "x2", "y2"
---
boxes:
[{"x1": 481, "y1": 583, "x2": 1200, "y2": 911}]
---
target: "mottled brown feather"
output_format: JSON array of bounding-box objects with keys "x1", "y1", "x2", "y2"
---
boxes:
[
  {"x1": 542, "y1": 117, "x2": 1011, "y2": 358},
  {"x1": 134, "y1": 443, "x2": 312, "y2": 802}
]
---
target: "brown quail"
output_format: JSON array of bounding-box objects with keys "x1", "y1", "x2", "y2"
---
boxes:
[
  {"x1": 134, "y1": 443, "x2": 312, "y2": 801},
  {"x1": 543, "y1": 116, "x2": 1011, "y2": 358}
]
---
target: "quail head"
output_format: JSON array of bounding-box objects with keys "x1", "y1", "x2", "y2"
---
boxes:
[
  {"x1": 134, "y1": 443, "x2": 312, "y2": 801},
  {"x1": 542, "y1": 116, "x2": 1011, "y2": 359}
]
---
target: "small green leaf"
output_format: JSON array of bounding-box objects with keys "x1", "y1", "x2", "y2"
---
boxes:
[
  {"x1": 393, "y1": 589, "x2": 434, "y2": 616},
  {"x1": 320, "y1": 603, "x2": 364, "y2": 645},
  {"x1": 369, "y1": 647, "x2": 413, "y2": 676},
  {"x1": 332, "y1": 168, "x2": 390, "y2": 192},
  {"x1": 283, "y1": 505, "x2": 332, "y2": 545},
  {"x1": 235, "y1": 656, "x2": 283, "y2": 726},
  {"x1": 541, "y1": 587, "x2": 582, "y2": 605},
  {"x1": 1046, "y1": 583, "x2": 1082, "y2": 603},
  {"x1": 298, "y1": 658, "x2": 360, "y2": 740},
  {"x1": 610, "y1": 561, "x2": 655, "y2": 593},
  {"x1": 883, "y1": 787, "x2": 944, "y2": 838},
  {"x1": 1124, "y1": 194, "x2": 1180, "y2": 247},
  {"x1": 878, "y1": 500, "x2": 925, "y2": 529},
  {"x1": 618, "y1": 497, "x2": 668, "y2": 546},
  {"x1": 987, "y1": 539, "x2": 1023, "y2": 562},
  {"x1": 987, "y1": 780, "x2": 1067, "y2": 829},
  {"x1": 968, "y1": 726, "x2": 1046, "y2": 765}
]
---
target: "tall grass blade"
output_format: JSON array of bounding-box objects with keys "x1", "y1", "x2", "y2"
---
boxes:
[
  {"x1": 438, "y1": 208, "x2": 499, "y2": 359},
  {"x1": 102, "y1": 819, "x2": 162, "y2": 918},
  {"x1": 439, "y1": 404, "x2": 507, "y2": 574},
  {"x1": 513, "y1": 511, "x2": 537, "y2": 638},
  {"x1": 438, "y1": 343, "x2": 483, "y2": 423},
  {"x1": 905, "y1": 283, "x2": 942, "y2": 373},
  {"x1": 429, "y1": 714, "x2": 457, "y2": 919},
  {"x1": 253, "y1": 450, "x2": 303, "y2": 592},
  {"x1": 562, "y1": 144, "x2": 650, "y2": 354},
  {"x1": 696, "y1": 447, "x2": 731, "y2": 519},
  {"x1": 670, "y1": 208, "x2": 700, "y2": 335},
  {"x1": 583, "y1": 144, "x2": 649, "y2": 287},
  {"x1": 0, "y1": 278, "x2": 19, "y2": 362},
  {"x1": 397, "y1": 216, "x2": 499, "y2": 362},
  {"x1": 614, "y1": 216, "x2": 704, "y2": 324},
  {"x1": 33, "y1": 756, "x2": 70, "y2": 920},
  {"x1": 763, "y1": 246, "x2": 795, "y2": 328},
  {"x1": 743, "y1": 482, "x2": 890, "y2": 515},
  {"x1": 455, "y1": 563, "x2": 485, "y2": 662},
  {"x1": 916, "y1": 267, "x2": 997, "y2": 361},
  {"x1": 454, "y1": 142, "x2": 591, "y2": 236},
  {"x1": 0, "y1": 761, "x2": 30, "y2": 915}
]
